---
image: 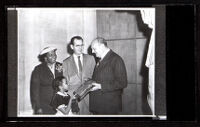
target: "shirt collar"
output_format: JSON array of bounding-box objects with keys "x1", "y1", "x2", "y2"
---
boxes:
[
  {"x1": 101, "y1": 49, "x2": 110, "y2": 61},
  {"x1": 56, "y1": 91, "x2": 68, "y2": 96},
  {"x1": 47, "y1": 63, "x2": 55, "y2": 69},
  {"x1": 73, "y1": 53, "x2": 83, "y2": 59}
]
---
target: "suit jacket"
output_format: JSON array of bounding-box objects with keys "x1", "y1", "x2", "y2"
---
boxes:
[
  {"x1": 89, "y1": 50, "x2": 127, "y2": 114},
  {"x1": 63, "y1": 54, "x2": 96, "y2": 114},
  {"x1": 30, "y1": 62, "x2": 63, "y2": 114},
  {"x1": 63, "y1": 54, "x2": 96, "y2": 87}
]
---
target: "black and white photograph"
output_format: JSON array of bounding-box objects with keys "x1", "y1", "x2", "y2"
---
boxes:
[{"x1": 7, "y1": 7, "x2": 166, "y2": 118}]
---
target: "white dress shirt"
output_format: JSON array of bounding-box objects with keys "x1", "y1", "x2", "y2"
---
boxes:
[
  {"x1": 73, "y1": 54, "x2": 83, "y2": 73},
  {"x1": 100, "y1": 49, "x2": 110, "y2": 61}
]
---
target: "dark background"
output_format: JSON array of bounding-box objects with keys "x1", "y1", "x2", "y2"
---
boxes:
[
  {"x1": 0, "y1": 0, "x2": 199, "y2": 127},
  {"x1": 166, "y1": 5, "x2": 195, "y2": 121}
]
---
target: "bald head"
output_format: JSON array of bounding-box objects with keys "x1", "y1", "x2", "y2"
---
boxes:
[
  {"x1": 91, "y1": 37, "x2": 108, "y2": 58},
  {"x1": 91, "y1": 37, "x2": 107, "y2": 47}
]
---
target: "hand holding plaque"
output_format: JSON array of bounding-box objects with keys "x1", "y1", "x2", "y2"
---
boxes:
[
  {"x1": 73, "y1": 79, "x2": 95, "y2": 102},
  {"x1": 90, "y1": 82, "x2": 101, "y2": 91}
]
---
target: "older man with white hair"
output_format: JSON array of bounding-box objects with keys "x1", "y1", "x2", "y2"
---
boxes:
[
  {"x1": 89, "y1": 37, "x2": 127, "y2": 115},
  {"x1": 30, "y1": 46, "x2": 63, "y2": 115}
]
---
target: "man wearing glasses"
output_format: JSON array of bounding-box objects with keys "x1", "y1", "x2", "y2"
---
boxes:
[{"x1": 63, "y1": 36, "x2": 96, "y2": 115}]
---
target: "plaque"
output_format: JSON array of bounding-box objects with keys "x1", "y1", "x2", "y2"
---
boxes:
[{"x1": 73, "y1": 79, "x2": 95, "y2": 102}]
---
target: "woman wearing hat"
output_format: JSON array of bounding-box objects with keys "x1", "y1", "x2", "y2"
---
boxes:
[{"x1": 30, "y1": 47, "x2": 63, "y2": 115}]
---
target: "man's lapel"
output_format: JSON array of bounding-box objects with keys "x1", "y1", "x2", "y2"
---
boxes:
[
  {"x1": 69, "y1": 55, "x2": 82, "y2": 81},
  {"x1": 70, "y1": 55, "x2": 78, "y2": 74},
  {"x1": 97, "y1": 50, "x2": 113, "y2": 69},
  {"x1": 82, "y1": 54, "x2": 87, "y2": 72},
  {"x1": 43, "y1": 63, "x2": 54, "y2": 78}
]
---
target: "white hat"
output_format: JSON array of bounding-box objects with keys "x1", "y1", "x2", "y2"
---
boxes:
[{"x1": 39, "y1": 46, "x2": 57, "y2": 55}]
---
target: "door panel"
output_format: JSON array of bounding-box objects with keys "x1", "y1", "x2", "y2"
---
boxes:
[
  {"x1": 107, "y1": 40, "x2": 136, "y2": 83},
  {"x1": 97, "y1": 10, "x2": 148, "y2": 114},
  {"x1": 97, "y1": 10, "x2": 137, "y2": 39}
]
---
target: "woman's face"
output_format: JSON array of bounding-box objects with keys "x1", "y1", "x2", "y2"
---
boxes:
[
  {"x1": 45, "y1": 50, "x2": 57, "y2": 64},
  {"x1": 61, "y1": 78, "x2": 69, "y2": 91}
]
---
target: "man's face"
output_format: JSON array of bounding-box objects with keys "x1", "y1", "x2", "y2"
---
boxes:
[
  {"x1": 45, "y1": 50, "x2": 57, "y2": 64},
  {"x1": 71, "y1": 39, "x2": 84, "y2": 55},
  {"x1": 91, "y1": 41, "x2": 102, "y2": 58}
]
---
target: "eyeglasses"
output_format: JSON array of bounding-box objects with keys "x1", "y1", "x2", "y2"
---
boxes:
[{"x1": 74, "y1": 44, "x2": 84, "y2": 47}]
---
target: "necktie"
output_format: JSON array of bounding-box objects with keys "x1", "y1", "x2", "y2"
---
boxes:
[{"x1": 78, "y1": 56, "x2": 82, "y2": 73}]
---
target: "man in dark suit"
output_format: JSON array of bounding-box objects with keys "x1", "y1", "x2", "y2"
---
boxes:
[
  {"x1": 63, "y1": 36, "x2": 96, "y2": 115},
  {"x1": 30, "y1": 47, "x2": 63, "y2": 115},
  {"x1": 90, "y1": 37, "x2": 128, "y2": 115}
]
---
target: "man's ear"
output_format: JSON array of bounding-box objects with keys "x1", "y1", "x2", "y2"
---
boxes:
[{"x1": 70, "y1": 44, "x2": 74, "y2": 50}]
